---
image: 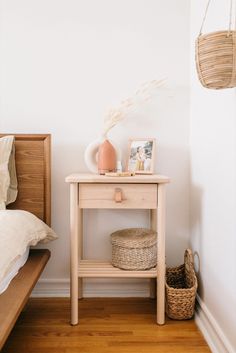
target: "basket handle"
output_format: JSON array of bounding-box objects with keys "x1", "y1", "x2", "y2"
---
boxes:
[
  {"x1": 184, "y1": 249, "x2": 194, "y2": 272},
  {"x1": 199, "y1": 0, "x2": 235, "y2": 36}
]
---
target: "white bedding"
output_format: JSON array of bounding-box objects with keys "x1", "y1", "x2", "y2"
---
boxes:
[
  {"x1": 0, "y1": 246, "x2": 29, "y2": 294},
  {"x1": 0, "y1": 210, "x2": 58, "y2": 285}
]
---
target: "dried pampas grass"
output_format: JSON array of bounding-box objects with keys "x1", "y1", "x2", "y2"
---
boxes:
[{"x1": 102, "y1": 79, "x2": 165, "y2": 136}]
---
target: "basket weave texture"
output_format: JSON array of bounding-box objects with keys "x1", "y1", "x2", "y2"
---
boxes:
[
  {"x1": 165, "y1": 249, "x2": 198, "y2": 320},
  {"x1": 196, "y1": 30, "x2": 236, "y2": 89},
  {"x1": 111, "y1": 228, "x2": 157, "y2": 270}
]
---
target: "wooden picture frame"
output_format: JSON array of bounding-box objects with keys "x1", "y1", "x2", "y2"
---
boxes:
[{"x1": 126, "y1": 138, "x2": 156, "y2": 175}]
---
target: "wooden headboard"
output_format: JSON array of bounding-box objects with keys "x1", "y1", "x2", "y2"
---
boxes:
[{"x1": 0, "y1": 134, "x2": 51, "y2": 225}]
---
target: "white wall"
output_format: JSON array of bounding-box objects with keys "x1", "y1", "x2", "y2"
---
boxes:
[
  {"x1": 190, "y1": 1, "x2": 236, "y2": 352},
  {"x1": 0, "y1": 0, "x2": 190, "y2": 296}
]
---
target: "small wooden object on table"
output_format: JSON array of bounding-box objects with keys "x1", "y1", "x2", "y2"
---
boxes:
[{"x1": 65, "y1": 173, "x2": 170, "y2": 325}]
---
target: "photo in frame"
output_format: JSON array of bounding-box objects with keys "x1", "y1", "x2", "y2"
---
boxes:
[{"x1": 126, "y1": 138, "x2": 156, "y2": 174}]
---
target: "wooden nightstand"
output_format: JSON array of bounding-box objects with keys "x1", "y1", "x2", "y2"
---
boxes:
[{"x1": 65, "y1": 173, "x2": 170, "y2": 325}]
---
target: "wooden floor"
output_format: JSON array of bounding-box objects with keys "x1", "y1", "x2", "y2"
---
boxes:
[{"x1": 2, "y1": 298, "x2": 211, "y2": 353}]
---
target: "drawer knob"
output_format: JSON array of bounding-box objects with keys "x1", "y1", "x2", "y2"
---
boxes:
[{"x1": 114, "y1": 188, "x2": 122, "y2": 203}]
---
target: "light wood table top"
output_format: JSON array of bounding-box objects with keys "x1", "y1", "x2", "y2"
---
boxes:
[{"x1": 65, "y1": 173, "x2": 170, "y2": 184}]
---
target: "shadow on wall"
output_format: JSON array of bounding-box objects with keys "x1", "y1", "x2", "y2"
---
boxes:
[
  {"x1": 190, "y1": 183, "x2": 204, "y2": 298},
  {"x1": 190, "y1": 180, "x2": 236, "y2": 337},
  {"x1": 158, "y1": 144, "x2": 190, "y2": 267}
]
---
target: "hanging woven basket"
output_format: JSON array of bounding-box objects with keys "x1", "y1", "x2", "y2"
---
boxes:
[{"x1": 196, "y1": 0, "x2": 236, "y2": 89}]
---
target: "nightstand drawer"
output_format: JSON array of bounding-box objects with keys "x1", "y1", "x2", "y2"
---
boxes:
[{"x1": 79, "y1": 183, "x2": 157, "y2": 209}]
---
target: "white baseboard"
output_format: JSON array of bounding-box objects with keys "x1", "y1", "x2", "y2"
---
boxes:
[
  {"x1": 195, "y1": 294, "x2": 235, "y2": 353},
  {"x1": 32, "y1": 278, "x2": 150, "y2": 298}
]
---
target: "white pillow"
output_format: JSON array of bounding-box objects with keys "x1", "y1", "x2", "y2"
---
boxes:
[{"x1": 0, "y1": 210, "x2": 58, "y2": 283}]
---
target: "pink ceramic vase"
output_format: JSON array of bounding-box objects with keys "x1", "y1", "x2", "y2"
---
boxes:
[{"x1": 98, "y1": 139, "x2": 116, "y2": 174}]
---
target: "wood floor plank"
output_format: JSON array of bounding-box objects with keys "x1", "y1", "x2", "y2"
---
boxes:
[{"x1": 2, "y1": 298, "x2": 211, "y2": 353}]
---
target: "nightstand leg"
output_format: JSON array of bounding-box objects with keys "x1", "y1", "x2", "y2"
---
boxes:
[
  {"x1": 70, "y1": 183, "x2": 79, "y2": 325},
  {"x1": 78, "y1": 208, "x2": 83, "y2": 299},
  {"x1": 150, "y1": 209, "x2": 157, "y2": 298},
  {"x1": 157, "y1": 184, "x2": 166, "y2": 325}
]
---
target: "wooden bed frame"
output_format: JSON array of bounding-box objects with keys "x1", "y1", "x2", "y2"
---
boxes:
[{"x1": 0, "y1": 134, "x2": 51, "y2": 350}]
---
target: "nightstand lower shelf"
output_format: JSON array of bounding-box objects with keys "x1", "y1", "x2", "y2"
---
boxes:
[{"x1": 78, "y1": 260, "x2": 157, "y2": 278}]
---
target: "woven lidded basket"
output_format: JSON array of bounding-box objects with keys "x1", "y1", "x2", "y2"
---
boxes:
[
  {"x1": 165, "y1": 249, "x2": 198, "y2": 320},
  {"x1": 111, "y1": 228, "x2": 157, "y2": 270},
  {"x1": 196, "y1": 0, "x2": 236, "y2": 89}
]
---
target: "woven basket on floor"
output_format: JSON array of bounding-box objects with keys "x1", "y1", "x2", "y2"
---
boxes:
[
  {"x1": 111, "y1": 228, "x2": 157, "y2": 270},
  {"x1": 196, "y1": 0, "x2": 236, "y2": 89},
  {"x1": 165, "y1": 249, "x2": 198, "y2": 320}
]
